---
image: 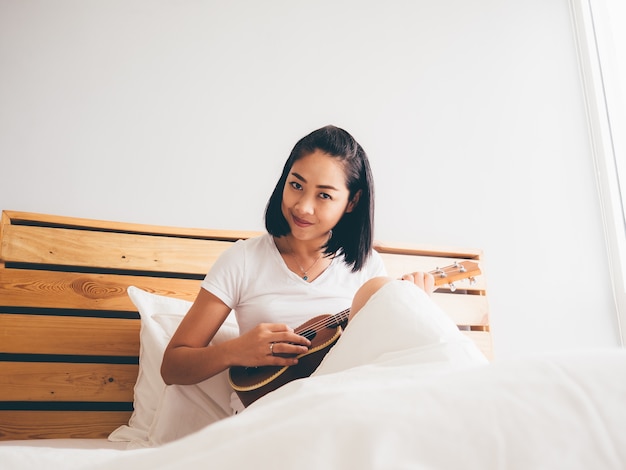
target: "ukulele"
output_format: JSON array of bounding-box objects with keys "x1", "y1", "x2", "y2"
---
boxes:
[{"x1": 228, "y1": 260, "x2": 481, "y2": 407}]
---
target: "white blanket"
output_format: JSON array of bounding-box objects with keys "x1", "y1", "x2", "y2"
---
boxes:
[{"x1": 2, "y1": 281, "x2": 625, "y2": 469}]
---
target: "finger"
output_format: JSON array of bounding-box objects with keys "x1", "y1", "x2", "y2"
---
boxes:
[
  {"x1": 410, "y1": 272, "x2": 426, "y2": 290},
  {"x1": 424, "y1": 272, "x2": 435, "y2": 294},
  {"x1": 263, "y1": 323, "x2": 294, "y2": 333},
  {"x1": 269, "y1": 341, "x2": 309, "y2": 358},
  {"x1": 401, "y1": 272, "x2": 435, "y2": 294},
  {"x1": 272, "y1": 330, "x2": 311, "y2": 347}
]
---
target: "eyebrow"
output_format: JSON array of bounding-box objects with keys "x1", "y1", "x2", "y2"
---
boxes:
[{"x1": 291, "y1": 172, "x2": 340, "y2": 191}]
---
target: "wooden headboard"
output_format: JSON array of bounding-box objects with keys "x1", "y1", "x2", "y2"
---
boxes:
[{"x1": 0, "y1": 210, "x2": 490, "y2": 440}]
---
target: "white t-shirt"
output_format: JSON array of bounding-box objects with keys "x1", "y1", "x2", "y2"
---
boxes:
[{"x1": 201, "y1": 233, "x2": 387, "y2": 334}]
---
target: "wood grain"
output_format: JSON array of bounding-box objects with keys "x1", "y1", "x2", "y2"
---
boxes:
[
  {"x1": 0, "y1": 362, "x2": 138, "y2": 402},
  {"x1": 0, "y1": 268, "x2": 200, "y2": 310},
  {"x1": 1, "y1": 224, "x2": 234, "y2": 275},
  {"x1": 3, "y1": 210, "x2": 262, "y2": 241},
  {"x1": 0, "y1": 411, "x2": 133, "y2": 440},
  {"x1": 0, "y1": 314, "x2": 140, "y2": 356}
]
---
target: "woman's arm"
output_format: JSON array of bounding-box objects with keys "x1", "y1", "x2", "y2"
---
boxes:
[
  {"x1": 161, "y1": 288, "x2": 311, "y2": 385},
  {"x1": 349, "y1": 272, "x2": 435, "y2": 322}
]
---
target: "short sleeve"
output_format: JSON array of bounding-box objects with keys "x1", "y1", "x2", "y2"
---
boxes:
[
  {"x1": 366, "y1": 250, "x2": 387, "y2": 278},
  {"x1": 201, "y1": 239, "x2": 247, "y2": 309}
]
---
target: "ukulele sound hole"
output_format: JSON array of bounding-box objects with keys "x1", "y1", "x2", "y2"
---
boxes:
[{"x1": 300, "y1": 329, "x2": 317, "y2": 341}]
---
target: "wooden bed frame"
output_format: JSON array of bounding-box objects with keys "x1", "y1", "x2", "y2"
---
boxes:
[{"x1": 0, "y1": 210, "x2": 491, "y2": 440}]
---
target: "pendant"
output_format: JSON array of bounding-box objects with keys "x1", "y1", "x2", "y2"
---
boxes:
[{"x1": 303, "y1": 275, "x2": 309, "y2": 281}]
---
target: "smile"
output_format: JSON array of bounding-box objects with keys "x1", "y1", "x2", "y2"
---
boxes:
[{"x1": 292, "y1": 215, "x2": 313, "y2": 228}]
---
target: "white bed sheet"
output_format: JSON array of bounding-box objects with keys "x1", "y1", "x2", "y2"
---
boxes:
[
  {"x1": 0, "y1": 439, "x2": 128, "y2": 470},
  {"x1": 3, "y1": 348, "x2": 624, "y2": 470},
  {"x1": 1, "y1": 282, "x2": 625, "y2": 469},
  {"x1": 0, "y1": 439, "x2": 126, "y2": 449}
]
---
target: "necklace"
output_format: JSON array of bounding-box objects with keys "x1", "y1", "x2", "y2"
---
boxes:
[{"x1": 285, "y1": 239, "x2": 323, "y2": 281}]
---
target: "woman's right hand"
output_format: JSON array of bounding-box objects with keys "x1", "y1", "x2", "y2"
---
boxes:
[
  {"x1": 161, "y1": 288, "x2": 311, "y2": 385},
  {"x1": 232, "y1": 323, "x2": 311, "y2": 368}
]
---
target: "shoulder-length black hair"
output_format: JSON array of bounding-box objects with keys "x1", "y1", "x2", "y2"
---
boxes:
[{"x1": 265, "y1": 125, "x2": 375, "y2": 272}]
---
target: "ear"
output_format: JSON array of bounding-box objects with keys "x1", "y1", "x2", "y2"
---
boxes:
[{"x1": 345, "y1": 190, "x2": 361, "y2": 214}]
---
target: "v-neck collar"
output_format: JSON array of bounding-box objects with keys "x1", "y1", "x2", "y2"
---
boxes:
[{"x1": 269, "y1": 233, "x2": 335, "y2": 284}]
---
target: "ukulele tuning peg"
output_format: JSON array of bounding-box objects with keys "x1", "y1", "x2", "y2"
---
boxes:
[
  {"x1": 453, "y1": 261, "x2": 466, "y2": 273},
  {"x1": 469, "y1": 277, "x2": 477, "y2": 286},
  {"x1": 434, "y1": 268, "x2": 447, "y2": 278},
  {"x1": 448, "y1": 282, "x2": 457, "y2": 292}
]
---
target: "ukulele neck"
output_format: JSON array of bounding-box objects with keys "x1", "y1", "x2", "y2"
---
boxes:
[{"x1": 329, "y1": 308, "x2": 351, "y2": 328}]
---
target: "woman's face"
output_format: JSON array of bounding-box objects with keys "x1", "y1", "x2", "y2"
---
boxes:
[{"x1": 281, "y1": 150, "x2": 357, "y2": 242}]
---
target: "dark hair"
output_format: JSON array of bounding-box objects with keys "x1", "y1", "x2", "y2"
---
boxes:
[{"x1": 265, "y1": 125, "x2": 375, "y2": 272}]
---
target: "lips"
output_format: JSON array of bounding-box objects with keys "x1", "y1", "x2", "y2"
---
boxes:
[{"x1": 292, "y1": 214, "x2": 313, "y2": 228}]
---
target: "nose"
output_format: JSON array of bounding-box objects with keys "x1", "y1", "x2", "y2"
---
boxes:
[{"x1": 294, "y1": 193, "x2": 315, "y2": 215}]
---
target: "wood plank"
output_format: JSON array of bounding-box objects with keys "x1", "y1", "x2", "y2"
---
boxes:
[
  {"x1": 432, "y1": 293, "x2": 490, "y2": 327},
  {"x1": 0, "y1": 211, "x2": 8, "y2": 266},
  {"x1": 0, "y1": 314, "x2": 140, "y2": 356},
  {"x1": 1, "y1": 224, "x2": 235, "y2": 274},
  {"x1": 3, "y1": 210, "x2": 262, "y2": 241},
  {"x1": 0, "y1": 410, "x2": 132, "y2": 440},
  {"x1": 0, "y1": 268, "x2": 201, "y2": 310},
  {"x1": 0, "y1": 362, "x2": 138, "y2": 402},
  {"x1": 374, "y1": 241, "x2": 482, "y2": 259}
]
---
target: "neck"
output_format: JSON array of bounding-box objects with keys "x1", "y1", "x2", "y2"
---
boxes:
[
  {"x1": 276, "y1": 233, "x2": 331, "y2": 282},
  {"x1": 281, "y1": 233, "x2": 328, "y2": 258}
]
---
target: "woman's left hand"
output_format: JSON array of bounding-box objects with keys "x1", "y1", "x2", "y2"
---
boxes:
[{"x1": 400, "y1": 271, "x2": 436, "y2": 295}]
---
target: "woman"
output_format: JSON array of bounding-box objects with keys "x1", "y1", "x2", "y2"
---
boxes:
[{"x1": 161, "y1": 125, "x2": 434, "y2": 390}]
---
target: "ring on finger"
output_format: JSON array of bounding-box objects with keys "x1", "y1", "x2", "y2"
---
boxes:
[{"x1": 269, "y1": 342, "x2": 275, "y2": 356}]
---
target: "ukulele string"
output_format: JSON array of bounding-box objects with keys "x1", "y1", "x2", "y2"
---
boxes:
[
  {"x1": 295, "y1": 309, "x2": 350, "y2": 334},
  {"x1": 294, "y1": 308, "x2": 351, "y2": 336}
]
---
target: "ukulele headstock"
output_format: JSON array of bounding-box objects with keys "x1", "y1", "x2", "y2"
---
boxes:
[{"x1": 431, "y1": 261, "x2": 481, "y2": 291}]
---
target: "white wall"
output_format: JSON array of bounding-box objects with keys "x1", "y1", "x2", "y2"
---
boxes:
[{"x1": 0, "y1": 0, "x2": 620, "y2": 358}]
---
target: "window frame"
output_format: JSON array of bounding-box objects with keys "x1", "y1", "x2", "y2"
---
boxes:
[{"x1": 571, "y1": 0, "x2": 626, "y2": 345}]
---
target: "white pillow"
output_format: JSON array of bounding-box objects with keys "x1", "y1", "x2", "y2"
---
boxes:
[
  {"x1": 146, "y1": 356, "x2": 240, "y2": 446},
  {"x1": 313, "y1": 280, "x2": 487, "y2": 377},
  {"x1": 108, "y1": 286, "x2": 238, "y2": 446}
]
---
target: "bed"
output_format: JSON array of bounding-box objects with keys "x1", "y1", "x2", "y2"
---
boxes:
[{"x1": 1, "y1": 210, "x2": 624, "y2": 469}]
